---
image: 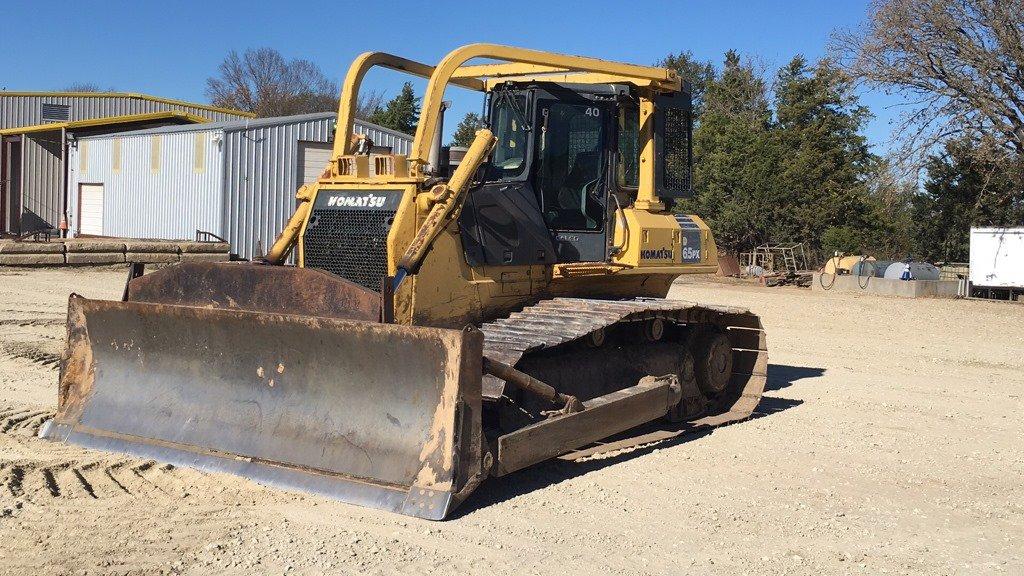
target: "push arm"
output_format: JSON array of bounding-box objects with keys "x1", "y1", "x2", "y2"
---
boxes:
[{"x1": 392, "y1": 129, "x2": 496, "y2": 289}]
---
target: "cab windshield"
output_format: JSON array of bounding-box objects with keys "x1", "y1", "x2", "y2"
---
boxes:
[{"x1": 489, "y1": 93, "x2": 529, "y2": 179}]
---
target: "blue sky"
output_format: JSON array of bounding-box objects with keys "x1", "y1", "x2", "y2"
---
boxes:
[{"x1": 1, "y1": 0, "x2": 900, "y2": 148}]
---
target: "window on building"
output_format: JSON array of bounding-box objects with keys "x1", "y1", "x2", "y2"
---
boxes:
[
  {"x1": 41, "y1": 103, "x2": 71, "y2": 123},
  {"x1": 79, "y1": 141, "x2": 89, "y2": 173},
  {"x1": 150, "y1": 136, "x2": 161, "y2": 173},
  {"x1": 111, "y1": 139, "x2": 121, "y2": 173},
  {"x1": 194, "y1": 133, "x2": 206, "y2": 173}
]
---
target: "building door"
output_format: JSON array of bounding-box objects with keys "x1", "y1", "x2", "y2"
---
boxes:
[
  {"x1": 78, "y1": 183, "x2": 104, "y2": 236},
  {"x1": 1, "y1": 138, "x2": 22, "y2": 234},
  {"x1": 297, "y1": 141, "x2": 333, "y2": 190}
]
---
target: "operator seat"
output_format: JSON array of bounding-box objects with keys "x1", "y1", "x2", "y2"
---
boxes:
[{"x1": 556, "y1": 151, "x2": 603, "y2": 230}]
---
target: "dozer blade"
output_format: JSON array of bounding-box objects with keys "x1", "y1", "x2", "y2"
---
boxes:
[{"x1": 40, "y1": 296, "x2": 486, "y2": 520}]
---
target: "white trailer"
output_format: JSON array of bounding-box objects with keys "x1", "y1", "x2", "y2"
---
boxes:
[{"x1": 969, "y1": 227, "x2": 1024, "y2": 300}]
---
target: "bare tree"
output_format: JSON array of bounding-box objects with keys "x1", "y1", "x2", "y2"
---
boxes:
[
  {"x1": 832, "y1": 0, "x2": 1024, "y2": 166},
  {"x1": 62, "y1": 83, "x2": 104, "y2": 92},
  {"x1": 206, "y1": 48, "x2": 339, "y2": 117},
  {"x1": 355, "y1": 89, "x2": 386, "y2": 121}
]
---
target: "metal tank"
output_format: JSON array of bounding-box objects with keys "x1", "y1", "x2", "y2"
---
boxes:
[
  {"x1": 883, "y1": 262, "x2": 941, "y2": 281},
  {"x1": 850, "y1": 260, "x2": 893, "y2": 278}
]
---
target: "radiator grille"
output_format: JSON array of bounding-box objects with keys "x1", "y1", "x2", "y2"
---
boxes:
[
  {"x1": 662, "y1": 106, "x2": 691, "y2": 195},
  {"x1": 302, "y1": 207, "x2": 395, "y2": 291}
]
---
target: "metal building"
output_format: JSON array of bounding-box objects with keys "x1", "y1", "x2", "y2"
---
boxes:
[
  {"x1": 0, "y1": 92, "x2": 253, "y2": 235},
  {"x1": 67, "y1": 112, "x2": 412, "y2": 260}
]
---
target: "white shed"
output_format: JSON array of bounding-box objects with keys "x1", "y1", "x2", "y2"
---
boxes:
[
  {"x1": 67, "y1": 113, "x2": 413, "y2": 260},
  {"x1": 970, "y1": 227, "x2": 1024, "y2": 297}
]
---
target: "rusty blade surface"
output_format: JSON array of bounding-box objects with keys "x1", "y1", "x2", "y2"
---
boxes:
[
  {"x1": 127, "y1": 262, "x2": 382, "y2": 322},
  {"x1": 40, "y1": 296, "x2": 484, "y2": 520}
]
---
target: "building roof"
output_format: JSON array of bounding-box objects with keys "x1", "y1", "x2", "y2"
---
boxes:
[
  {"x1": 106, "y1": 111, "x2": 338, "y2": 137},
  {"x1": 0, "y1": 91, "x2": 254, "y2": 118},
  {"x1": 77, "y1": 111, "x2": 413, "y2": 142},
  {"x1": 0, "y1": 111, "x2": 209, "y2": 136}
]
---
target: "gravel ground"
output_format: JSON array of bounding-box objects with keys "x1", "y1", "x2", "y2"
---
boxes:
[{"x1": 0, "y1": 266, "x2": 1021, "y2": 575}]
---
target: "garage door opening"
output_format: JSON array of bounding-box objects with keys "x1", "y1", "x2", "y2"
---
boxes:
[{"x1": 297, "y1": 141, "x2": 333, "y2": 191}]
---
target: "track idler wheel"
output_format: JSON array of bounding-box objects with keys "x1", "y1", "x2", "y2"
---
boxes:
[
  {"x1": 694, "y1": 331, "x2": 734, "y2": 398},
  {"x1": 642, "y1": 318, "x2": 665, "y2": 342},
  {"x1": 667, "y1": 348, "x2": 705, "y2": 422},
  {"x1": 584, "y1": 328, "x2": 606, "y2": 348}
]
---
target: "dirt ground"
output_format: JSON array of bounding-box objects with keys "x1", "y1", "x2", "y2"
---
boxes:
[{"x1": 0, "y1": 266, "x2": 1021, "y2": 576}]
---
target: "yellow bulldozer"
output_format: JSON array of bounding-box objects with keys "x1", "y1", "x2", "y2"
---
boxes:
[{"x1": 41, "y1": 44, "x2": 767, "y2": 520}]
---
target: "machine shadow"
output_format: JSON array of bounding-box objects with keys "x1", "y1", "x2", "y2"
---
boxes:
[
  {"x1": 453, "y1": 363, "x2": 813, "y2": 518},
  {"x1": 765, "y1": 364, "x2": 825, "y2": 391}
]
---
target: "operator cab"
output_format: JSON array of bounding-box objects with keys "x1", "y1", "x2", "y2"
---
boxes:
[{"x1": 458, "y1": 81, "x2": 692, "y2": 267}]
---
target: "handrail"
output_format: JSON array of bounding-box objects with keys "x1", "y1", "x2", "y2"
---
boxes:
[
  {"x1": 410, "y1": 44, "x2": 680, "y2": 166},
  {"x1": 331, "y1": 44, "x2": 681, "y2": 168},
  {"x1": 332, "y1": 52, "x2": 485, "y2": 158},
  {"x1": 195, "y1": 229, "x2": 228, "y2": 243}
]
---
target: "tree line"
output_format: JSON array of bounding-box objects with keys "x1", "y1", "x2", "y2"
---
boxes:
[
  {"x1": 203, "y1": 0, "x2": 1021, "y2": 262},
  {"x1": 667, "y1": 0, "x2": 1022, "y2": 262}
]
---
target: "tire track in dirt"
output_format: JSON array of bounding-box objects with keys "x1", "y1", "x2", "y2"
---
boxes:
[
  {"x1": 0, "y1": 406, "x2": 53, "y2": 435},
  {"x1": 0, "y1": 405, "x2": 253, "y2": 505},
  {"x1": 0, "y1": 308, "x2": 62, "y2": 318},
  {"x1": 0, "y1": 318, "x2": 65, "y2": 327},
  {"x1": 0, "y1": 449, "x2": 247, "y2": 504},
  {"x1": 0, "y1": 342, "x2": 61, "y2": 369}
]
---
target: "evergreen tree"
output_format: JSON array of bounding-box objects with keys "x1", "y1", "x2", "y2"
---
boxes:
[
  {"x1": 369, "y1": 82, "x2": 420, "y2": 134},
  {"x1": 679, "y1": 51, "x2": 888, "y2": 257},
  {"x1": 683, "y1": 50, "x2": 777, "y2": 251},
  {"x1": 912, "y1": 140, "x2": 1024, "y2": 262},
  {"x1": 450, "y1": 112, "x2": 483, "y2": 147},
  {"x1": 656, "y1": 52, "x2": 715, "y2": 119},
  {"x1": 856, "y1": 156, "x2": 917, "y2": 258},
  {"x1": 771, "y1": 56, "x2": 876, "y2": 253}
]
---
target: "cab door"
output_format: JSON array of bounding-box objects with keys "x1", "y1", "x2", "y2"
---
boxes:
[{"x1": 533, "y1": 99, "x2": 612, "y2": 263}]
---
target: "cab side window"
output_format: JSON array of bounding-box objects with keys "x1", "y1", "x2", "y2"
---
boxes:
[{"x1": 617, "y1": 106, "x2": 640, "y2": 189}]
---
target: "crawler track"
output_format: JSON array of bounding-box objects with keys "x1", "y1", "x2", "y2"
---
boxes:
[{"x1": 479, "y1": 297, "x2": 768, "y2": 447}]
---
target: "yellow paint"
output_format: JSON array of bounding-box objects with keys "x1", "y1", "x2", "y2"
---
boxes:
[
  {"x1": 264, "y1": 44, "x2": 720, "y2": 328},
  {"x1": 823, "y1": 255, "x2": 874, "y2": 275},
  {"x1": 0, "y1": 111, "x2": 210, "y2": 136},
  {"x1": 611, "y1": 209, "x2": 680, "y2": 267}
]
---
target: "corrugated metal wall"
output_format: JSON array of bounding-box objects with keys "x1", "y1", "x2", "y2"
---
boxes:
[
  {"x1": 68, "y1": 130, "x2": 224, "y2": 239},
  {"x1": 1, "y1": 94, "x2": 248, "y2": 129},
  {"x1": 66, "y1": 116, "x2": 412, "y2": 260},
  {"x1": 20, "y1": 131, "x2": 63, "y2": 230},
  {"x1": 221, "y1": 117, "x2": 334, "y2": 260},
  {"x1": 353, "y1": 122, "x2": 413, "y2": 156},
  {"x1": 222, "y1": 118, "x2": 411, "y2": 260}
]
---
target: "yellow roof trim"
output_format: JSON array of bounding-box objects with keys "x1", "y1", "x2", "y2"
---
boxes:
[
  {"x1": 0, "y1": 111, "x2": 209, "y2": 136},
  {"x1": 0, "y1": 91, "x2": 255, "y2": 118},
  {"x1": 452, "y1": 63, "x2": 571, "y2": 79},
  {"x1": 484, "y1": 72, "x2": 677, "y2": 91}
]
